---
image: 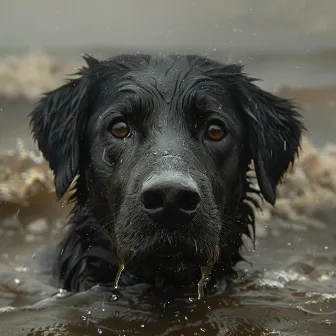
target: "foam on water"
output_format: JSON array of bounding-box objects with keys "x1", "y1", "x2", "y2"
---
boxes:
[{"x1": 256, "y1": 270, "x2": 308, "y2": 289}]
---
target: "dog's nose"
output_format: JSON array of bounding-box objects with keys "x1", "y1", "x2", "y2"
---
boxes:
[{"x1": 141, "y1": 173, "x2": 201, "y2": 227}]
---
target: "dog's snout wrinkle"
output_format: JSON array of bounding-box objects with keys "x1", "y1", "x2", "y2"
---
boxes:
[{"x1": 141, "y1": 172, "x2": 201, "y2": 228}]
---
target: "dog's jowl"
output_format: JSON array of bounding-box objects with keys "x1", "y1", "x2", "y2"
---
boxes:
[{"x1": 30, "y1": 54, "x2": 304, "y2": 296}]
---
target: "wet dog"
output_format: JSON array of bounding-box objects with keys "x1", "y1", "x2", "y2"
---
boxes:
[{"x1": 30, "y1": 54, "x2": 304, "y2": 297}]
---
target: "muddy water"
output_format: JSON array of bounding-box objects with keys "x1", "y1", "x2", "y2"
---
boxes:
[{"x1": 0, "y1": 51, "x2": 336, "y2": 335}]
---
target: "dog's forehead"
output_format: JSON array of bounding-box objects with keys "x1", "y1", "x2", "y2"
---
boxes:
[
  {"x1": 112, "y1": 55, "x2": 204, "y2": 106},
  {"x1": 144, "y1": 56, "x2": 194, "y2": 103},
  {"x1": 91, "y1": 55, "x2": 240, "y2": 126}
]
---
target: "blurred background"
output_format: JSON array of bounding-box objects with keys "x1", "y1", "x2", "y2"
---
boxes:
[
  {"x1": 1, "y1": 0, "x2": 336, "y2": 149},
  {"x1": 0, "y1": 1, "x2": 336, "y2": 335}
]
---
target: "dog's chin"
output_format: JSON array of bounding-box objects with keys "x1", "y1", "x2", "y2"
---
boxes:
[
  {"x1": 115, "y1": 233, "x2": 220, "y2": 286},
  {"x1": 113, "y1": 207, "x2": 221, "y2": 287}
]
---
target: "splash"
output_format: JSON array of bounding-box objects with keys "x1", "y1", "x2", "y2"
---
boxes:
[
  {"x1": 0, "y1": 139, "x2": 54, "y2": 206},
  {"x1": 0, "y1": 53, "x2": 80, "y2": 100},
  {"x1": 254, "y1": 136, "x2": 336, "y2": 232}
]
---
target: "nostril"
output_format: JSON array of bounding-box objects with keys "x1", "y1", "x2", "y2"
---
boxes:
[
  {"x1": 141, "y1": 174, "x2": 201, "y2": 223},
  {"x1": 142, "y1": 190, "x2": 164, "y2": 210},
  {"x1": 178, "y1": 190, "x2": 201, "y2": 212}
]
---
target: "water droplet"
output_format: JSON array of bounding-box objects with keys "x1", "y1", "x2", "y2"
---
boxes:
[
  {"x1": 321, "y1": 319, "x2": 334, "y2": 325},
  {"x1": 111, "y1": 294, "x2": 118, "y2": 301}
]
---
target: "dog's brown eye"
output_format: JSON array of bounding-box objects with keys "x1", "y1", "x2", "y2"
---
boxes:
[
  {"x1": 111, "y1": 121, "x2": 130, "y2": 139},
  {"x1": 206, "y1": 124, "x2": 227, "y2": 141}
]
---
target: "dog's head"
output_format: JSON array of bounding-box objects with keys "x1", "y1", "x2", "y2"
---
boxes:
[{"x1": 30, "y1": 54, "x2": 303, "y2": 284}]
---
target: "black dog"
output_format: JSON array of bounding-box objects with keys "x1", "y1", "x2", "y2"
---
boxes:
[{"x1": 30, "y1": 54, "x2": 304, "y2": 297}]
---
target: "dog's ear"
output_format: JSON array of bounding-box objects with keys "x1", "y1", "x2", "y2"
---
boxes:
[
  {"x1": 236, "y1": 76, "x2": 304, "y2": 205},
  {"x1": 30, "y1": 57, "x2": 97, "y2": 199}
]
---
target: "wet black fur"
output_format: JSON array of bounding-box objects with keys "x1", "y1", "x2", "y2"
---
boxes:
[{"x1": 30, "y1": 54, "x2": 304, "y2": 293}]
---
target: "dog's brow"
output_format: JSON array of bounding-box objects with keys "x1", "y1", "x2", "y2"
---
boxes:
[{"x1": 98, "y1": 92, "x2": 141, "y2": 116}]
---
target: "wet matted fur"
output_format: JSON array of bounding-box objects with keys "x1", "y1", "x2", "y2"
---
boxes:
[{"x1": 30, "y1": 54, "x2": 304, "y2": 295}]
